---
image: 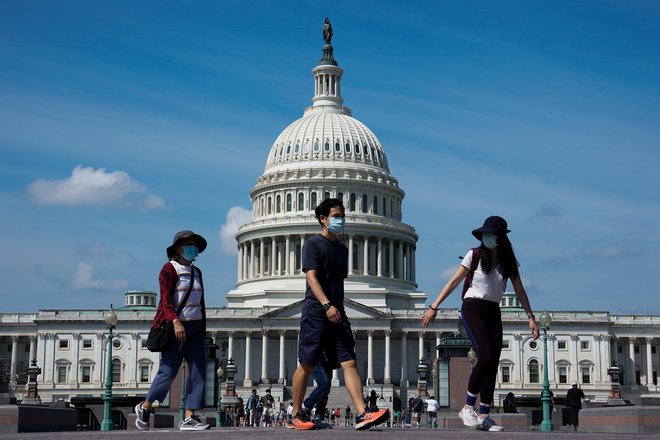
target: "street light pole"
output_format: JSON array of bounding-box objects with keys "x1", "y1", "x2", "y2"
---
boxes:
[
  {"x1": 540, "y1": 310, "x2": 553, "y2": 432},
  {"x1": 100, "y1": 305, "x2": 118, "y2": 431},
  {"x1": 179, "y1": 363, "x2": 187, "y2": 425},
  {"x1": 216, "y1": 343, "x2": 227, "y2": 428}
]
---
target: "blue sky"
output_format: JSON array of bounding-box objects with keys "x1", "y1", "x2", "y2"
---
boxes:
[{"x1": 1, "y1": 1, "x2": 659, "y2": 314}]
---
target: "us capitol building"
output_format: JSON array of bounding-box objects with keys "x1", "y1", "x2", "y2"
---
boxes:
[{"x1": 1, "y1": 23, "x2": 658, "y2": 411}]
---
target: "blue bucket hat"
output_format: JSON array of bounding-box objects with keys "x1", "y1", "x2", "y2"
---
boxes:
[{"x1": 471, "y1": 216, "x2": 510, "y2": 240}]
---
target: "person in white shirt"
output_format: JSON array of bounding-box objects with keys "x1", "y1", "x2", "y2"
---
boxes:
[
  {"x1": 425, "y1": 396, "x2": 439, "y2": 428},
  {"x1": 421, "y1": 216, "x2": 539, "y2": 432}
]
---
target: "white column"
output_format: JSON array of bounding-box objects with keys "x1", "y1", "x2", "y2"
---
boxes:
[
  {"x1": 367, "y1": 330, "x2": 374, "y2": 385},
  {"x1": 277, "y1": 240, "x2": 283, "y2": 275},
  {"x1": 259, "y1": 238, "x2": 265, "y2": 277},
  {"x1": 228, "y1": 331, "x2": 234, "y2": 360},
  {"x1": 29, "y1": 336, "x2": 36, "y2": 363},
  {"x1": 569, "y1": 334, "x2": 579, "y2": 384},
  {"x1": 513, "y1": 333, "x2": 523, "y2": 385},
  {"x1": 237, "y1": 243, "x2": 243, "y2": 281},
  {"x1": 261, "y1": 331, "x2": 269, "y2": 384},
  {"x1": 405, "y1": 244, "x2": 410, "y2": 281},
  {"x1": 270, "y1": 238, "x2": 275, "y2": 276},
  {"x1": 602, "y1": 335, "x2": 612, "y2": 383},
  {"x1": 332, "y1": 369, "x2": 339, "y2": 387},
  {"x1": 71, "y1": 333, "x2": 81, "y2": 385},
  {"x1": 594, "y1": 335, "x2": 603, "y2": 383},
  {"x1": 548, "y1": 334, "x2": 556, "y2": 384},
  {"x1": 244, "y1": 332, "x2": 252, "y2": 387},
  {"x1": 278, "y1": 330, "x2": 286, "y2": 384},
  {"x1": 242, "y1": 242, "x2": 249, "y2": 280},
  {"x1": 646, "y1": 337, "x2": 654, "y2": 386},
  {"x1": 398, "y1": 241, "x2": 404, "y2": 280},
  {"x1": 9, "y1": 337, "x2": 18, "y2": 388},
  {"x1": 435, "y1": 332, "x2": 442, "y2": 358},
  {"x1": 389, "y1": 240, "x2": 394, "y2": 278},
  {"x1": 400, "y1": 331, "x2": 408, "y2": 386},
  {"x1": 94, "y1": 332, "x2": 104, "y2": 385},
  {"x1": 249, "y1": 241, "x2": 255, "y2": 279},
  {"x1": 384, "y1": 330, "x2": 391, "y2": 384},
  {"x1": 629, "y1": 337, "x2": 637, "y2": 386},
  {"x1": 363, "y1": 237, "x2": 369, "y2": 276},
  {"x1": 411, "y1": 245, "x2": 416, "y2": 283},
  {"x1": 377, "y1": 238, "x2": 383, "y2": 277},
  {"x1": 285, "y1": 235, "x2": 291, "y2": 275},
  {"x1": 348, "y1": 235, "x2": 354, "y2": 274}
]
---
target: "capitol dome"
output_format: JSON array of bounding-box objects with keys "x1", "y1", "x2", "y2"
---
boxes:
[{"x1": 228, "y1": 29, "x2": 427, "y2": 311}]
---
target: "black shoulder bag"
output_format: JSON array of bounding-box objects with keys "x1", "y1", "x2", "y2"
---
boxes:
[{"x1": 146, "y1": 266, "x2": 197, "y2": 352}]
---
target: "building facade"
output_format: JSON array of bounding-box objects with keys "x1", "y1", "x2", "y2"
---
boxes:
[{"x1": 1, "y1": 25, "x2": 659, "y2": 411}]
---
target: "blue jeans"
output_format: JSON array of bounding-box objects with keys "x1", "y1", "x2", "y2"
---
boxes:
[
  {"x1": 146, "y1": 320, "x2": 206, "y2": 410},
  {"x1": 303, "y1": 361, "x2": 333, "y2": 415}
]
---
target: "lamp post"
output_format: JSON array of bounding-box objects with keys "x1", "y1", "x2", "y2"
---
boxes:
[
  {"x1": 179, "y1": 363, "x2": 187, "y2": 425},
  {"x1": 216, "y1": 342, "x2": 228, "y2": 428},
  {"x1": 540, "y1": 310, "x2": 553, "y2": 432},
  {"x1": 100, "y1": 305, "x2": 118, "y2": 431},
  {"x1": 416, "y1": 358, "x2": 429, "y2": 396}
]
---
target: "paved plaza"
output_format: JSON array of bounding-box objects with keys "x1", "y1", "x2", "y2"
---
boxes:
[{"x1": 1, "y1": 427, "x2": 660, "y2": 440}]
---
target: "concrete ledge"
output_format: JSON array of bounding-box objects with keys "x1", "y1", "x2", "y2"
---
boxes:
[
  {"x1": 0, "y1": 405, "x2": 78, "y2": 433},
  {"x1": 580, "y1": 406, "x2": 660, "y2": 434}
]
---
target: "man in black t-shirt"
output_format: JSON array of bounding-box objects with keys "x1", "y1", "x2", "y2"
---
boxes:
[{"x1": 289, "y1": 199, "x2": 389, "y2": 431}]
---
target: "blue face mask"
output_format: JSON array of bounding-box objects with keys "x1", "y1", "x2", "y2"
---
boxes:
[
  {"x1": 181, "y1": 245, "x2": 199, "y2": 262},
  {"x1": 482, "y1": 233, "x2": 498, "y2": 249},
  {"x1": 327, "y1": 217, "x2": 345, "y2": 234}
]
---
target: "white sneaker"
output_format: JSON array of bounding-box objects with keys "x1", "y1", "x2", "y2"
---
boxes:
[
  {"x1": 180, "y1": 415, "x2": 210, "y2": 430},
  {"x1": 478, "y1": 415, "x2": 504, "y2": 431},
  {"x1": 458, "y1": 406, "x2": 480, "y2": 427}
]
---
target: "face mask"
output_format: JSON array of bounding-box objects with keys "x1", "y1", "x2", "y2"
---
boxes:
[
  {"x1": 482, "y1": 233, "x2": 498, "y2": 249},
  {"x1": 327, "y1": 217, "x2": 345, "y2": 234},
  {"x1": 181, "y1": 245, "x2": 199, "y2": 262}
]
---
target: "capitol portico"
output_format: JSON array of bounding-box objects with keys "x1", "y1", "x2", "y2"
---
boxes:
[{"x1": 1, "y1": 22, "x2": 659, "y2": 412}]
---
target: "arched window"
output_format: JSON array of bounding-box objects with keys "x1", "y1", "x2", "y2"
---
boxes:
[
  {"x1": 324, "y1": 191, "x2": 330, "y2": 200},
  {"x1": 355, "y1": 143, "x2": 361, "y2": 155},
  {"x1": 349, "y1": 193, "x2": 356, "y2": 212},
  {"x1": 297, "y1": 192, "x2": 304, "y2": 211},
  {"x1": 324, "y1": 140, "x2": 330, "y2": 152},
  {"x1": 529, "y1": 359, "x2": 539, "y2": 383},
  {"x1": 361, "y1": 194, "x2": 368, "y2": 213},
  {"x1": 111, "y1": 358, "x2": 122, "y2": 383},
  {"x1": 337, "y1": 192, "x2": 343, "y2": 204},
  {"x1": 373, "y1": 196, "x2": 378, "y2": 214},
  {"x1": 294, "y1": 143, "x2": 300, "y2": 155},
  {"x1": 314, "y1": 140, "x2": 320, "y2": 152},
  {"x1": 286, "y1": 144, "x2": 291, "y2": 154},
  {"x1": 276, "y1": 195, "x2": 281, "y2": 213},
  {"x1": 286, "y1": 194, "x2": 292, "y2": 212},
  {"x1": 311, "y1": 192, "x2": 317, "y2": 209},
  {"x1": 382, "y1": 197, "x2": 387, "y2": 216},
  {"x1": 335, "y1": 141, "x2": 341, "y2": 153},
  {"x1": 267, "y1": 196, "x2": 272, "y2": 214},
  {"x1": 345, "y1": 142, "x2": 351, "y2": 153}
]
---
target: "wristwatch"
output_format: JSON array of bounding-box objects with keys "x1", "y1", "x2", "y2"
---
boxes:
[{"x1": 322, "y1": 302, "x2": 332, "y2": 312}]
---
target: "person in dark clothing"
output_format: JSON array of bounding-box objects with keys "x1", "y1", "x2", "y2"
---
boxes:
[
  {"x1": 368, "y1": 390, "x2": 379, "y2": 411},
  {"x1": 503, "y1": 392, "x2": 517, "y2": 413},
  {"x1": 566, "y1": 382, "x2": 585, "y2": 430}
]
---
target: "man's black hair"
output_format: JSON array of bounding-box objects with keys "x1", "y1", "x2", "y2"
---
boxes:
[{"x1": 315, "y1": 198, "x2": 344, "y2": 226}]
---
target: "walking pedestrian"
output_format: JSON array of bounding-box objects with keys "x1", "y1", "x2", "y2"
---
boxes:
[
  {"x1": 289, "y1": 199, "x2": 389, "y2": 430},
  {"x1": 421, "y1": 216, "x2": 539, "y2": 432},
  {"x1": 135, "y1": 230, "x2": 210, "y2": 431}
]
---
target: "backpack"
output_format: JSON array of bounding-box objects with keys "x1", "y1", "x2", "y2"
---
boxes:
[
  {"x1": 461, "y1": 248, "x2": 481, "y2": 300},
  {"x1": 412, "y1": 397, "x2": 423, "y2": 412}
]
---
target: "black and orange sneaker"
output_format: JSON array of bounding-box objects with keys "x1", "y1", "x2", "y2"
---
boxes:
[
  {"x1": 355, "y1": 408, "x2": 390, "y2": 430},
  {"x1": 285, "y1": 411, "x2": 315, "y2": 430}
]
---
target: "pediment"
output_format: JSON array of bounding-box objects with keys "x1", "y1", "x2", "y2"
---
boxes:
[{"x1": 260, "y1": 298, "x2": 392, "y2": 320}]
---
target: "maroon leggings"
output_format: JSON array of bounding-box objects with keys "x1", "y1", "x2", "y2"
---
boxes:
[{"x1": 461, "y1": 298, "x2": 503, "y2": 406}]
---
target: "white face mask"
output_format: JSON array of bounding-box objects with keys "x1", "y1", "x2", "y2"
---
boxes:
[{"x1": 482, "y1": 233, "x2": 498, "y2": 249}]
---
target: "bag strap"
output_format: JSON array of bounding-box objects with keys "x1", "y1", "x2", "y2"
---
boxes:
[
  {"x1": 174, "y1": 266, "x2": 196, "y2": 317},
  {"x1": 461, "y1": 247, "x2": 480, "y2": 300}
]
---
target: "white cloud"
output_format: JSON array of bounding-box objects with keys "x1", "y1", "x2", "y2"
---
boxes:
[
  {"x1": 71, "y1": 261, "x2": 128, "y2": 291},
  {"x1": 219, "y1": 206, "x2": 252, "y2": 254},
  {"x1": 26, "y1": 165, "x2": 166, "y2": 211}
]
